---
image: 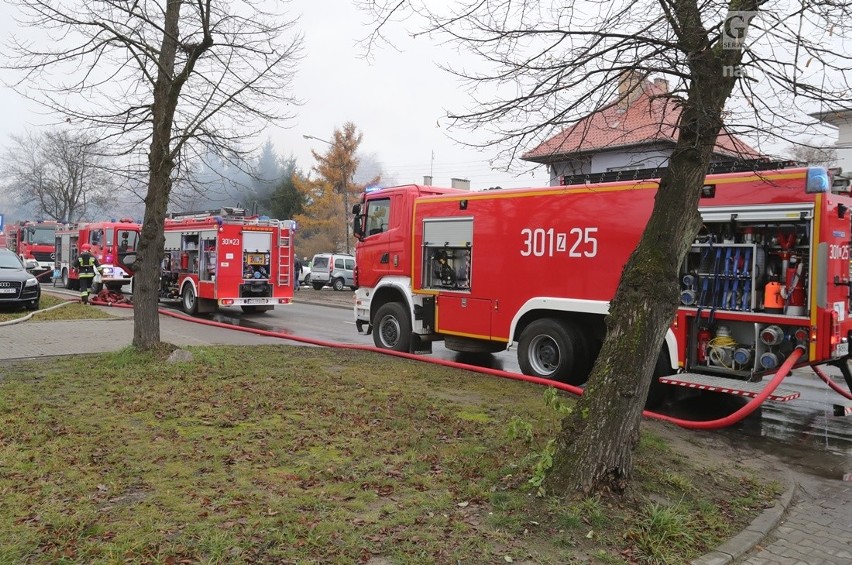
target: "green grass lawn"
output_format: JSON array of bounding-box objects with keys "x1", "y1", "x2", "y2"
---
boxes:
[
  {"x1": 0, "y1": 345, "x2": 782, "y2": 564},
  {"x1": 0, "y1": 292, "x2": 117, "y2": 324}
]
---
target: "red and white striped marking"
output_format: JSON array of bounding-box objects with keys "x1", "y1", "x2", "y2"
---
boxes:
[{"x1": 659, "y1": 373, "x2": 800, "y2": 402}]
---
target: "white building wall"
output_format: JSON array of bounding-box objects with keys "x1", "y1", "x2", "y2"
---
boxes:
[
  {"x1": 834, "y1": 117, "x2": 852, "y2": 176},
  {"x1": 548, "y1": 145, "x2": 671, "y2": 185}
]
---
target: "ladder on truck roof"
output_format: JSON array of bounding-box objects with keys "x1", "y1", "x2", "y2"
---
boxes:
[{"x1": 277, "y1": 222, "x2": 293, "y2": 287}]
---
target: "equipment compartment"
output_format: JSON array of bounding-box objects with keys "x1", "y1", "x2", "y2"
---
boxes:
[{"x1": 680, "y1": 209, "x2": 812, "y2": 317}]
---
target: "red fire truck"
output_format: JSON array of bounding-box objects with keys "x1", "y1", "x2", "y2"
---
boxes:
[
  {"x1": 352, "y1": 163, "x2": 852, "y2": 406},
  {"x1": 7, "y1": 219, "x2": 59, "y2": 277},
  {"x1": 55, "y1": 219, "x2": 141, "y2": 291},
  {"x1": 160, "y1": 208, "x2": 296, "y2": 314}
]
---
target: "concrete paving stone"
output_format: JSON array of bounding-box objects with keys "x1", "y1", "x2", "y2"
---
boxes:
[
  {"x1": 692, "y1": 551, "x2": 733, "y2": 565},
  {"x1": 714, "y1": 530, "x2": 766, "y2": 559}
]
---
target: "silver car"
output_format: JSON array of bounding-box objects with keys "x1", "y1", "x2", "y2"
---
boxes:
[{"x1": 310, "y1": 253, "x2": 356, "y2": 291}]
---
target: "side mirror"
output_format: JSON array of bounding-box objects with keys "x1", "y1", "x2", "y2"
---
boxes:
[
  {"x1": 353, "y1": 218, "x2": 365, "y2": 240},
  {"x1": 24, "y1": 259, "x2": 38, "y2": 272},
  {"x1": 122, "y1": 253, "x2": 137, "y2": 267},
  {"x1": 352, "y1": 205, "x2": 365, "y2": 240}
]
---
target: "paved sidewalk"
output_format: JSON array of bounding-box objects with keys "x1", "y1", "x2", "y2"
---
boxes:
[
  {"x1": 696, "y1": 469, "x2": 852, "y2": 565},
  {"x1": 733, "y1": 472, "x2": 852, "y2": 565},
  {"x1": 0, "y1": 306, "x2": 289, "y2": 361},
  {"x1": 1, "y1": 300, "x2": 851, "y2": 565}
]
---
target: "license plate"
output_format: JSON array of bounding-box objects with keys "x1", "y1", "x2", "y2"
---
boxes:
[
  {"x1": 836, "y1": 342, "x2": 849, "y2": 357},
  {"x1": 244, "y1": 298, "x2": 269, "y2": 304},
  {"x1": 0, "y1": 288, "x2": 16, "y2": 294}
]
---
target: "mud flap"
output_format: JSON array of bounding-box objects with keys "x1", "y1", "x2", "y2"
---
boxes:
[
  {"x1": 197, "y1": 298, "x2": 217, "y2": 314},
  {"x1": 411, "y1": 334, "x2": 432, "y2": 354}
]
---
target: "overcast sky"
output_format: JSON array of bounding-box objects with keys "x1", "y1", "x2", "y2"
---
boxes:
[
  {"x1": 0, "y1": 1, "x2": 546, "y2": 192},
  {"x1": 271, "y1": 1, "x2": 546, "y2": 189},
  {"x1": 1, "y1": 1, "x2": 844, "y2": 199}
]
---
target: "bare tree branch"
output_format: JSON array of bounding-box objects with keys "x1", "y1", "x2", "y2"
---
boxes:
[{"x1": 2, "y1": 0, "x2": 303, "y2": 347}]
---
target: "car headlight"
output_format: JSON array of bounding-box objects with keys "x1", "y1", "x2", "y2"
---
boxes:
[{"x1": 25, "y1": 277, "x2": 38, "y2": 288}]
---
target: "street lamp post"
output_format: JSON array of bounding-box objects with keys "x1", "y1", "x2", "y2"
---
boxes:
[{"x1": 303, "y1": 134, "x2": 351, "y2": 253}]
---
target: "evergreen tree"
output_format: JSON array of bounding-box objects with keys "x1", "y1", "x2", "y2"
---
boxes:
[{"x1": 264, "y1": 157, "x2": 304, "y2": 220}]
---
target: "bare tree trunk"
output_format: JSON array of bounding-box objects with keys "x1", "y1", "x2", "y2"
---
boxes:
[
  {"x1": 544, "y1": 46, "x2": 743, "y2": 495},
  {"x1": 133, "y1": 0, "x2": 182, "y2": 349}
]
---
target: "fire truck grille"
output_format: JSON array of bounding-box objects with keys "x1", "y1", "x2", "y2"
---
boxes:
[
  {"x1": 31, "y1": 251, "x2": 53, "y2": 262},
  {"x1": 239, "y1": 282, "x2": 272, "y2": 298}
]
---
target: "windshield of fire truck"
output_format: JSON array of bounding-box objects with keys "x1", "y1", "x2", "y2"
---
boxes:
[
  {"x1": 116, "y1": 229, "x2": 138, "y2": 251},
  {"x1": 29, "y1": 228, "x2": 55, "y2": 245},
  {"x1": 366, "y1": 198, "x2": 390, "y2": 236}
]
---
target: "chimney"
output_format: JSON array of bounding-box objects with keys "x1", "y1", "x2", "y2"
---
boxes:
[
  {"x1": 423, "y1": 175, "x2": 433, "y2": 186},
  {"x1": 653, "y1": 78, "x2": 669, "y2": 92},
  {"x1": 450, "y1": 178, "x2": 471, "y2": 191},
  {"x1": 617, "y1": 70, "x2": 644, "y2": 109}
]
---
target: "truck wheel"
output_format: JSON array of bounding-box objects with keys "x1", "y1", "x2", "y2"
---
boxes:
[
  {"x1": 518, "y1": 319, "x2": 589, "y2": 385},
  {"x1": 61, "y1": 269, "x2": 70, "y2": 289},
  {"x1": 312, "y1": 282, "x2": 325, "y2": 291},
  {"x1": 332, "y1": 278, "x2": 345, "y2": 291},
  {"x1": 181, "y1": 285, "x2": 198, "y2": 315},
  {"x1": 92, "y1": 281, "x2": 103, "y2": 294},
  {"x1": 373, "y1": 302, "x2": 412, "y2": 352}
]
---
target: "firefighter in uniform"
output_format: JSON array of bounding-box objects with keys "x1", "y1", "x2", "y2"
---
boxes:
[{"x1": 77, "y1": 243, "x2": 102, "y2": 304}]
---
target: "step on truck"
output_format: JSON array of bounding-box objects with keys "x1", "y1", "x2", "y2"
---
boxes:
[{"x1": 351, "y1": 163, "x2": 852, "y2": 410}]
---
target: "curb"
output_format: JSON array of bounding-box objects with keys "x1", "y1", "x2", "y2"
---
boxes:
[
  {"x1": 0, "y1": 299, "x2": 76, "y2": 327},
  {"x1": 691, "y1": 469, "x2": 797, "y2": 565}
]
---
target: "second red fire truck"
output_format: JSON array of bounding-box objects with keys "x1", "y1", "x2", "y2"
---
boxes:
[
  {"x1": 55, "y1": 219, "x2": 142, "y2": 292},
  {"x1": 159, "y1": 208, "x2": 296, "y2": 314},
  {"x1": 352, "y1": 163, "x2": 852, "y2": 407}
]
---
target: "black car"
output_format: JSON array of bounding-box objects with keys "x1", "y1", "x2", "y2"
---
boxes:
[{"x1": 0, "y1": 248, "x2": 41, "y2": 311}]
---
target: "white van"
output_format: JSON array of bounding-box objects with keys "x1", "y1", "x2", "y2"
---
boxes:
[{"x1": 309, "y1": 253, "x2": 357, "y2": 291}]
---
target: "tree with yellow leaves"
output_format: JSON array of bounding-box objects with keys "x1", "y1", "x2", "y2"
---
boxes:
[{"x1": 297, "y1": 123, "x2": 379, "y2": 255}]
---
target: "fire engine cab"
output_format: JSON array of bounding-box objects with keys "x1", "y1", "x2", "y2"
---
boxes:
[
  {"x1": 160, "y1": 208, "x2": 296, "y2": 315},
  {"x1": 55, "y1": 219, "x2": 141, "y2": 292},
  {"x1": 352, "y1": 163, "x2": 852, "y2": 407},
  {"x1": 7, "y1": 220, "x2": 58, "y2": 276}
]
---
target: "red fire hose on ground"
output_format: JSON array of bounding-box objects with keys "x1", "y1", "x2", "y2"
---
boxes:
[
  {"x1": 84, "y1": 295, "x2": 833, "y2": 431},
  {"x1": 91, "y1": 289, "x2": 133, "y2": 305},
  {"x1": 812, "y1": 365, "x2": 852, "y2": 401}
]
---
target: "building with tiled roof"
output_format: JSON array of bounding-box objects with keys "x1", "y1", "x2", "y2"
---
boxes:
[{"x1": 521, "y1": 72, "x2": 763, "y2": 186}]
